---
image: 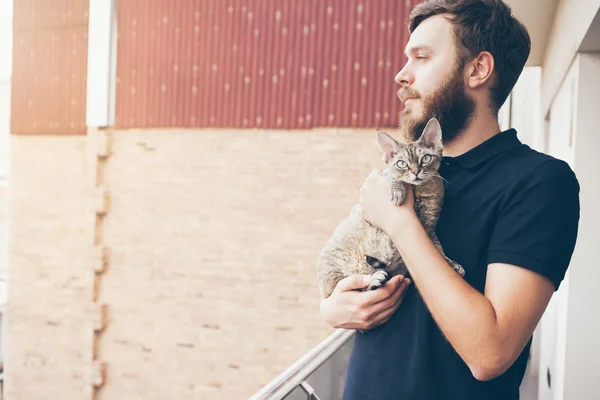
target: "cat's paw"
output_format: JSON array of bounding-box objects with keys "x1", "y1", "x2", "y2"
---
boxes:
[
  {"x1": 368, "y1": 270, "x2": 389, "y2": 291},
  {"x1": 390, "y1": 183, "x2": 407, "y2": 207}
]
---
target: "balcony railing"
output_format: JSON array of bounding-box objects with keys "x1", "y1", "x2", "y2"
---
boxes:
[
  {"x1": 249, "y1": 329, "x2": 355, "y2": 400},
  {"x1": 248, "y1": 325, "x2": 540, "y2": 400}
]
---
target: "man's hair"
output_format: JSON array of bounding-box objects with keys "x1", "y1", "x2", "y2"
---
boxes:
[{"x1": 409, "y1": 0, "x2": 531, "y2": 112}]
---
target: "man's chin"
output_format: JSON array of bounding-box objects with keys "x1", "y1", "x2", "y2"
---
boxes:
[
  {"x1": 399, "y1": 112, "x2": 417, "y2": 126},
  {"x1": 398, "y1": 112, "x2": 426, "y2": 140}
]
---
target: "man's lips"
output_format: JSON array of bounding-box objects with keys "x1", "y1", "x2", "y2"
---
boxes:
[{"x1": 397, "y1": 89, "x2": 420, "y2": 104}]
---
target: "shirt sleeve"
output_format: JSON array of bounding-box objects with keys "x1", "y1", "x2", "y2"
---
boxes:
[{"x1": 487, "y1": 160, "x2": 580, "y2": 290}]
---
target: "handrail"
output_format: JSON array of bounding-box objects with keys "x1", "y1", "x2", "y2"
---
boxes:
[{"x1": 248, "y1": 329, "x2": 355, "y2": 400}]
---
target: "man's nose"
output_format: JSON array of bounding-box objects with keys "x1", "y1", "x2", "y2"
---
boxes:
[{"x1": 395, "y1": 64, "x2": 413, "y2": 86}]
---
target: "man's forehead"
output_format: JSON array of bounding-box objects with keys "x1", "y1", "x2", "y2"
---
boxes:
[{"x1": 405, "y1": 14, "x2": 454, "y2": 53}]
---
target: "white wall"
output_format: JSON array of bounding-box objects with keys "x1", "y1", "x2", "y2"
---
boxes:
[
  {"x1": 535, "y1": 52, "x2": 600, "y2": 400},
  {"x1": 0, "y1": 78, "x2": 9, "y2": 294},
  {"x1": 562, "y1": 52, "x2": 600, "y2": 400},
  {"x1": 541, "y1": 0, "x2": 600, "y2": 116},
  {"x1": 509, "y1": 67, "x2": 543, "y2": 150},
  {"x1": 0, "y1": 76, "x2": 9, "y2": 367},
  {"x1": 0, "y1": 1, "x2": 12, "y2": 80},
  {"x1": 537, "y1": 57, "x2": 577, "y2": 400}
]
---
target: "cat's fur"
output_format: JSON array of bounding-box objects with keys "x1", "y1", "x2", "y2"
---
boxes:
[{"x1": 316, "y1": 118, "x2": 465, "y2": 299}]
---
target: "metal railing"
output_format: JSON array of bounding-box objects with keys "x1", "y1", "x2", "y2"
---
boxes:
[{"x1": 249, "y1": 329, "x2": 356, "y2": 400}]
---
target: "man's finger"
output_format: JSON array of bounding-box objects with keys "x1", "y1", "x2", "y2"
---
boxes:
[
  {"x1": 369, "y1": 275, "x2": 406, "y2": 305},
  {"x1": 370, "y1": 281, "x2": 410, "y2": 326},
  {"x1": 390, "y1": 278, "x2": 411, "y2": 306},
  {"x1": 392, "y1": 278, "x2": 411, "y2": 306},
  {"x1": 353, "y1": 274, "x2": 403, "y2": 306},
  {"x1": 335, "y1": 274, "x2": 372, "y2": 293},
  {"x1": 367, "y1": 278, "x2": 409, "y2": 316}
]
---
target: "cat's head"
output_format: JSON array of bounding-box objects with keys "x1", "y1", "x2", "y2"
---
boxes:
[{"x1": 376, "y1": 118, "x2": 443, "y2": 185}]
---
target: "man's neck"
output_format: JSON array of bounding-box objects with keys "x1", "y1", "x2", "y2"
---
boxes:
[{"x1": 442, "y1": 110, "x2": 501, "y2": 157}]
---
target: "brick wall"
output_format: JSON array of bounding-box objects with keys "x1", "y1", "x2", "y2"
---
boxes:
[
  {"x1": 7, "y1": 135, "x2": 95, "y2": 399},
  {"x1": 7, "y1": 128, "x2": 389, "y2": 399}
]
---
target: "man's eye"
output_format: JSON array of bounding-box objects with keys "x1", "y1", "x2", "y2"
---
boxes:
[
  {"x1": 416, "y1": 55, "x2": 427, "y2": 60},
  {"x1": 396, "y1": 160, "x2": 408, "y2": 168}
]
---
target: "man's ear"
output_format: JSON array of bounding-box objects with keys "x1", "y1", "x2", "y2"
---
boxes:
[{"x1": 467, "y1": 51, "x2": 495, "y2": 90}]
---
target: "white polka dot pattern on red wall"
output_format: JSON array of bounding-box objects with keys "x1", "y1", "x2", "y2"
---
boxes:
[
  {"x1": 110, "y1": 0, "x2": 414, "y2": 129},
  {"x1": 11, "y1": 0, "x2": 90, "y2": 133}
]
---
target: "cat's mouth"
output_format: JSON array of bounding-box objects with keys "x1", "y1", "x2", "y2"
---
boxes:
[{"x1": 403, "y1": 176, "x2": 427, "y2": 185}]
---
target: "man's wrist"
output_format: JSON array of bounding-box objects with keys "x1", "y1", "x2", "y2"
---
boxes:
[{"x1": 386, "y1": 212, "x2": 423, "y2": 249}]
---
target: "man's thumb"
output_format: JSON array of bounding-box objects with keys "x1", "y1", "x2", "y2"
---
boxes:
[{"x1": 337, "y1": 274, "x2": 372, "y2": 292}]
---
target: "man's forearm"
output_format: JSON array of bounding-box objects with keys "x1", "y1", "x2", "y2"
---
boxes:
[{"x1": 388, "y1": 217, "x2": 510, "y2": 380}]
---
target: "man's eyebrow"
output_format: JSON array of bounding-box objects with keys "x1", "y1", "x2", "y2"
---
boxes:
[{"x1": 404, "y1": 45, "x2": 434, "y2": 57}]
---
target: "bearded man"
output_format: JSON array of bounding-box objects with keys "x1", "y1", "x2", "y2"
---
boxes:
[{"x1": 319, "y1": 1, "x2": 581, "y2": 399}]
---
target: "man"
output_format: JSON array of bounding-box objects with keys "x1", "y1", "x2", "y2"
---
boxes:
[{"x1": 319, "y1": 1, "x2": 580, "y2": 399}]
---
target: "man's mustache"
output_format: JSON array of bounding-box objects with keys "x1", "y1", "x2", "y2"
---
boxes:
[{"x1": 397, "y1": 88, "x2": 421, "y2": 102}]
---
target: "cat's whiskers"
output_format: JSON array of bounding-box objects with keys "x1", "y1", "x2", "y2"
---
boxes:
[{"x1": 430, "y1": 174, "x2": 449, "y2": 185}]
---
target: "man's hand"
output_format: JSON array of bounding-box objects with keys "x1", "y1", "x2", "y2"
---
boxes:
[
  {"x1": 319, "y1": 274, "x2": 411, "y2": 331},
  {"x1": 358, "y1": 169, "x2": 417, "y2": 234}
]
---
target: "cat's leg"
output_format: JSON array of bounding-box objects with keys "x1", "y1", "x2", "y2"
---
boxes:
[
  {"x1": 365, "y1": 256, "x2": 390, "y2": 290},
  {"x1": 431, "y1": 234, "x2": 465, "y2": 277},
  {"x1": 390, "y1": 181, "x2": 407, "y2": 207}
]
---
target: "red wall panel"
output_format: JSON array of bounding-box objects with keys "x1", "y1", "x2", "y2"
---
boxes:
[
  {"x1": 115, "y1": 0, "x2": 421, "y2": 129},
  {"x1": 11, "y1": 0, "x2": 89, "y2": 134}
]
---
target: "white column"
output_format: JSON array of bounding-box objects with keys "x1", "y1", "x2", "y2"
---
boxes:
[
  {"x1": 537, "y1": 56, "x2": 577, "y2": 400},
  {"x1": 86, "y1": 0, "x2": 117, "y2": 128}
]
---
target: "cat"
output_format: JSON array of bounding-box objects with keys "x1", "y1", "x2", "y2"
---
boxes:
[{"x1": 316, "y1": 118, "x2": 465, "y2": 300}]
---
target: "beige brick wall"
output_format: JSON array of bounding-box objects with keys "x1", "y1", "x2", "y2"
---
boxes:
[
  {"x1": 7, "y1": 135, "x2": 95, "y2": 399},
  {"x1": 7, "y1": 127, "x2": 389, "y2": 399}
]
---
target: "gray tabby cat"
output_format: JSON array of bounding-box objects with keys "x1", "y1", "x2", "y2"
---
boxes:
[{"x1": 316, "y1": 118, "x2": 465, "y2": 299}]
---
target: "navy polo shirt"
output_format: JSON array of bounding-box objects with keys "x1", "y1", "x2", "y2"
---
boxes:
[{"x1": 343, "y1": 129, "x2": 580, "y2": 400}]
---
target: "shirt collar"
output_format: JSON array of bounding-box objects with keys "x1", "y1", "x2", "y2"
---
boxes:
[{"x1": 441, "y1": 129, "x2": 521, "y2": 169}]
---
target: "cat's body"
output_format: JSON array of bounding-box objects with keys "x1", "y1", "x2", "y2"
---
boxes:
[{"x1": 316, "y1": 119, "x2": 464, "y2": 299}]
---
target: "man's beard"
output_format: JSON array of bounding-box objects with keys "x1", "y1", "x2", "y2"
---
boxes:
[{"x1": 397, "y1": 66, "x2": 476, "y2": 144}]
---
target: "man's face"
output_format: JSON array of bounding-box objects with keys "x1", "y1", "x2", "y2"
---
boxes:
[{"x1": 396, "y1": 14, "x2": 475, "y2": 143}]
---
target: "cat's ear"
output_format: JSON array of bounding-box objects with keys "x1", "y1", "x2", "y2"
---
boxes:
[
  {"x1": 418, "y1": 118, "x2": 443, "y2": 150},
  {"x1": 376, "y1": 130, "x2": 400, "y2": 163}
]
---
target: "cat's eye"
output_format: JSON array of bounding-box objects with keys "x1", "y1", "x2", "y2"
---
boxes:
[
  {"x1": 421, "y1": 154, "x2": 433, "y2": 164},
  {"x1": 396, "y1": 160, "x2": 408, "y2": 169}
]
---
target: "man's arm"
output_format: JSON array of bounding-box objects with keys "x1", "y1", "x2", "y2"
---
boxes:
[
  {"x1": 387, "y1": 216, "x2": 554, "y2": 381},
  {"x1": 357, "y1": 160, "x2": 579, "y2": 381}
]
